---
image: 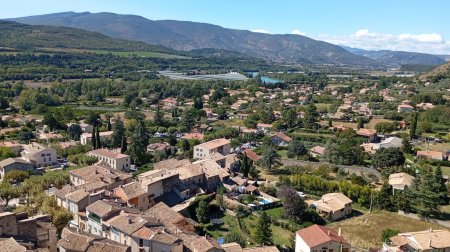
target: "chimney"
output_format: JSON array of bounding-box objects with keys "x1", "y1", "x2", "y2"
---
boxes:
[
  {"x1": 328, "y1": 230, "x2": 331, "y2": 236},
  {"x1": 429, "y1": 228, "x2": 433, "y2": 233},
  {"x1": 338, "y1": 228, "x2": 342, "y2": 237}
]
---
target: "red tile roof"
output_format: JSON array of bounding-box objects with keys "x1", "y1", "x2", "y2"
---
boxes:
[
  {"x1": 243, "y1": 149, "x2": 261, "y2": 162},
  {"x1": 296, "y1": 224, "x2": 349, "y2": 248}
]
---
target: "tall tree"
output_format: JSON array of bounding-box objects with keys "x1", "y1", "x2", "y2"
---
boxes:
[
  {"x1": 410, "y1": 168, "x2": 440, "y2": 218},
  {"x1": 409, "y1": 112, "x2": 418, "y2": 139},
  {"x1": 154, "y1": 103, "x2": 165, "y2": 126},
  {"x1": 181, "y1": 107, "x2": 197, "y2": 131},
  {"x1": 67, "y1": 124, "x2": 82, "y2": 141},
  {"x1": 85, "y1": 112, "x2": 101, "y2": 127},
  {"x1": 434, "y1": 164, "x2": 449, "y2": 205},
  {"x1": 277, "y1": 186, "x2": 307, "y2": 223},
  {"x1": 303, "y1": 103, "x2": 319, "y2": 129},
  {"x1": 95, "y1": 126, "x2": 101, "y2": 149},
  {"x1": 287, "y1": 140, "x2": 307, "y2": 159},
  {"x1": 377, "y1": 182, "x2": 394, "y2": 211},
  {"x1": 372, "y1": 148, "x2": 405, "y2": 169},
  {"x1": 121, "y1": 136, "x2": 128, "y2": 154},
  {"x1": 283, "y1": 108, "x2": 297, "y2": 129},
  {"x1": 241, "y1": 154, "x2": 253, "y2": 178},
  {"x1": 91, "y1": 127, "x2": 97, "y2": 149},
  {"x1": 254, "y1": 212, "x2": 273, "y2": 245},
  {"x1": 195, "y1": 199, "x2": 210, "y2": 224},
  {"x1": 129, "y1": 121, "x2": 150, "y2": 165},
  {"x1": 111, "y1": 117, "x2": 125, "y2": 148},
  {"x1": 260, "y1": 147, "x2": 281, "y2": 171}
]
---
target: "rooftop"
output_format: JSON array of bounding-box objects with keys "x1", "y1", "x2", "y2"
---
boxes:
[
  {"x1": 390, "y1": 229, "x2": 450, "y2": 250},
  {"x1": 69, "y1": 165, "x2": 132, "y2": 184},
  {"x1": 296, "y1": 224, "x2": 349, "y2": 248},
  {"x1": 89, "y1": 148, "x2": 129, "y2": 159},
  {"x1": 197, "y1": 138, "x2": 230, "y2": 150},
  {"x1": 314, "y1": 193, "x2": 352, "y2": 212},
  {"x1": 388, "y1": 172, "x2": 415, "y2": 188}
]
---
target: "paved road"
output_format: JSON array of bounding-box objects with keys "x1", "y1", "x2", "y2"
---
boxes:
[{"x1": 281, "y1": 159, "x2": 381, "y2": 179}]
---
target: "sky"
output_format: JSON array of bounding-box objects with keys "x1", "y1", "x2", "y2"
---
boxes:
[{"x1": 3, "y1": 0, "x2": 450, "y2": 54}]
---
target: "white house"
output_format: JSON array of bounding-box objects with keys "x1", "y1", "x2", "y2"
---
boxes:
[
  {"x1": 80, "y1": 131, "x2": 113, "y2": 145},
  {"x1": 21, "y1": 142, "x2": 57, "y2": 168},
  {"x1": 193, "y1": 138, "x2": 231, "y2": 159},
  {"x1": 88, "y1": 149, "x2": 130, "y2": 171}
]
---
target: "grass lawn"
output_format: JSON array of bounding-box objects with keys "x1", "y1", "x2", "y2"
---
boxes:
[
  {"x1": 329, "y1": 211, "x2": 449, "y2": 249},
  {"x1": 417, "y1": 142, "x2": 450, "y2": 152},
  {"x1": 278, "y1": 150, "x2": 288, "y2": 159},
  {"x1": 442, "y1": 166, "x2": 450, "y2": 176},
  {"x1": 205, "y1": 212, "x2": 293, "y2": 248}
]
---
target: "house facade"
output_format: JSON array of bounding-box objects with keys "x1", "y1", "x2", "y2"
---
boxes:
[{"x1": 193, "y1": 138, "x2": 231, "y2": 159}]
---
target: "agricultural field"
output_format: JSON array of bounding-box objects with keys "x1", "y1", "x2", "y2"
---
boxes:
[{"x1": 329, "y1": 211, "x2": 449, "y2": 249}]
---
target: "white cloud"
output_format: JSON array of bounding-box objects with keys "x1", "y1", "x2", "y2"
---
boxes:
[
  {"x1": 313, "y1": 29, "x2": 450, "y2": 54},
  {"x1": 251, "y1": 29, "x2": 271, "y2": 34},
  {"x1": 291, "y1": 29, "x2": 306, "y2": 36},
  {"x1": 398, "y1": 33, "x2": 444, "y2": 43}
]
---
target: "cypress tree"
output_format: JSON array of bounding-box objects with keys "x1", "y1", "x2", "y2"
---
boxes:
[
  {"x1": 95, "y1": 126, "x2": 101, "y2": 149},
  {"x1": 91, "y1": 127, "x2": 97, "y2": 149},
  {"x1": 409, "y1": 112, "x2": 418, "y2": 138},
  {"x1": 121, "y1": 136, "x2": 128, "y2": 153}
]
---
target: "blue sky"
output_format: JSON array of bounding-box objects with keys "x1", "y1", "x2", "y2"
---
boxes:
[{"x1": 3, "y1": 0, "x2": 450, "y2": 54}]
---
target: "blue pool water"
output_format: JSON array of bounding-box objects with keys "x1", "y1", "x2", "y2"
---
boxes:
[{"x1": 259, "y1": 198, "x2": 271, "y2": 205}]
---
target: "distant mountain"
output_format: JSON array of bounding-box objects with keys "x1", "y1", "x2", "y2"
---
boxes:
[
  {"x1": 0, "y1": 20, "x2": 172, "y2": 53},
  {"x1": 341, "y1": 46, "x2": 446, "y2": 66},
  {"x1": 8, "y1": 12, "x2": 379, "y2": 67}
]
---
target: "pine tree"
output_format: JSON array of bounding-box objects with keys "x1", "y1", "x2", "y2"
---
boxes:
[
  {"x1": 254, "y1": 212, "x2": 273, "y2": 245},
  {"x1": 91, "y1": 128, "x2": 97, "y2": 149},
  {"x1": 260, "y1": 147, "x2": 281, "y2": 171},
  {"x1": 410, "y1": 168, "x2": 440, "y2": 218},
  {"x1": 378, "y1": 182, "x2": 394, "y2": 211},
  {"x1": 95, "y1": 126, "x2": 101, "y2": 149},
  {"x1": 434, "y1": 164, "x2": 449, "y2": 205}
]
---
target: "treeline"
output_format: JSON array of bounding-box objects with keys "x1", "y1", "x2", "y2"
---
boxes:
[{"x1": 0, "y1": 52, "x2": 272, "y2": 81}]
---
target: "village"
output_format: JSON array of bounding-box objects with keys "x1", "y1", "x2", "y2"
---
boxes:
[{"x1": 0, "y1": 70, "x2": 449, "y2": 252}]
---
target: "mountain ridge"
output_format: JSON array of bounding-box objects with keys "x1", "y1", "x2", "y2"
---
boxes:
[
  {"x1": 8, "y1": 11, "x2": 380, "y2": 67},
  {"x1": 341, "y1": 45, "x2": 447, "y2": 66}
]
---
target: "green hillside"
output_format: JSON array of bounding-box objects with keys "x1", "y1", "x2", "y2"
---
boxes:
[{"x1": 0, "y1": 20, "x2": 173, "y2": 54}]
